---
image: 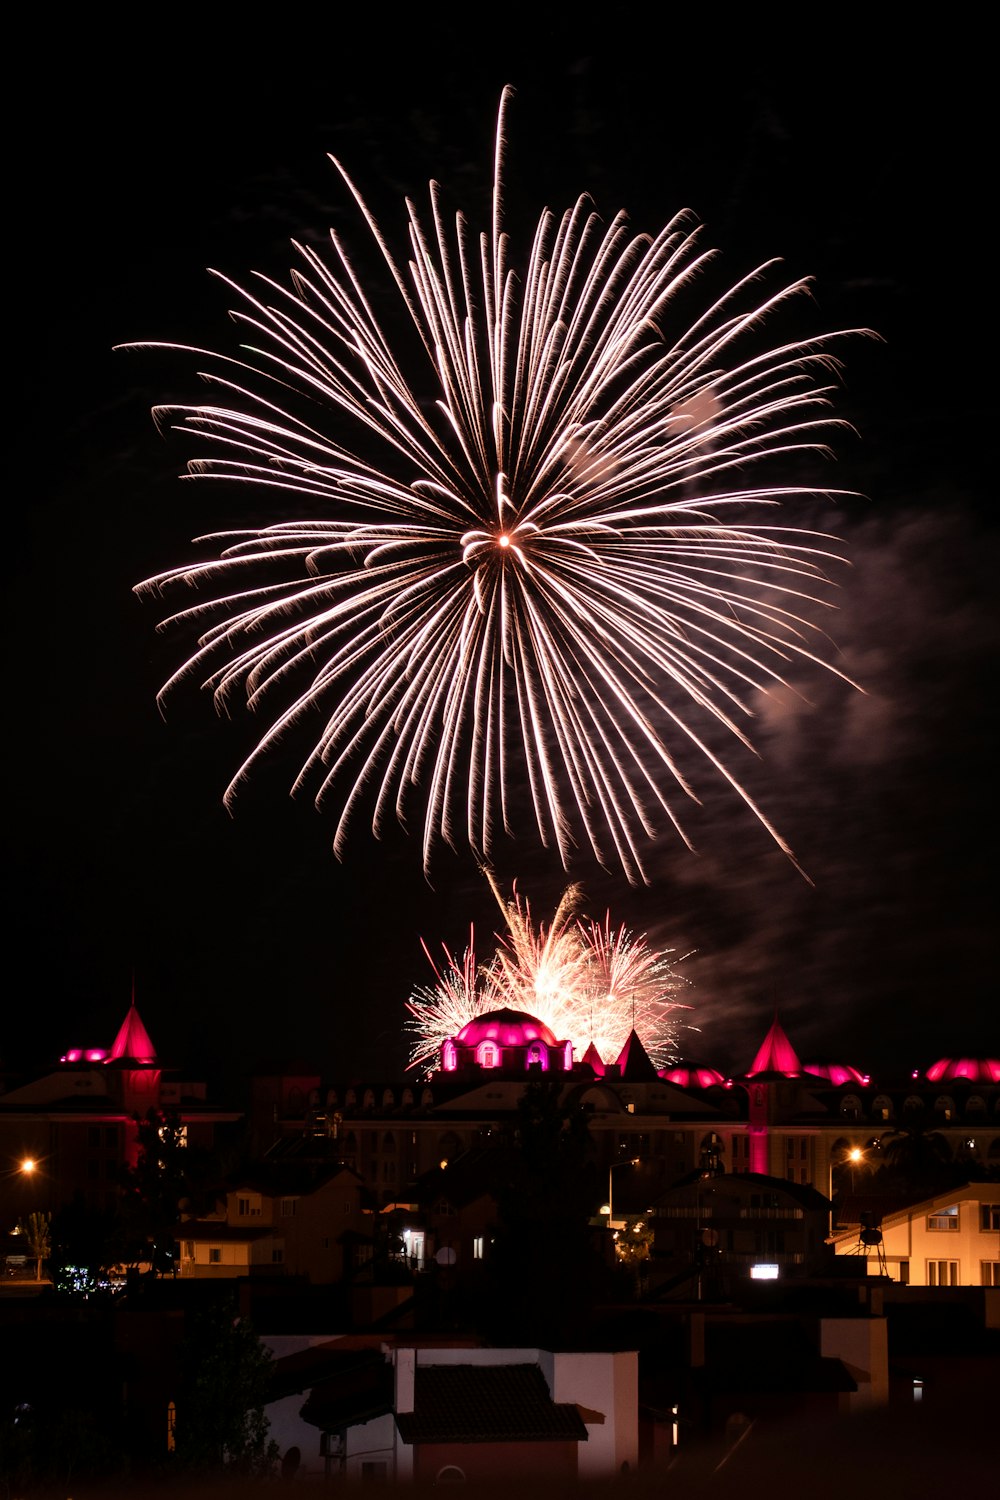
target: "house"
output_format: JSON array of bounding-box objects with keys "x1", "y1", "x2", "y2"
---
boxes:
[
  {"x1": 177, "y1": 1164, "x2": 366, "y2": 1283},
  {"x1": 832, "y1": 1183, "x2": 1000, "y2": 1286},
  {"x1": 263, "y1": 1341, "x2": 638, "y2": 1483},
  {"x1": 648, "y1": 1171, "x2": 834, "y2": 1295}
]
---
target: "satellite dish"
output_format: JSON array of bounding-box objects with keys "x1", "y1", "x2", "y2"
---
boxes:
[{"x1": 435, "y1": 1246, "x2": 457, "y2": 1266}]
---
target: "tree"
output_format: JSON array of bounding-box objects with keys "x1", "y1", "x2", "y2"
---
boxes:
[
  {"x1": 173, "y1": 1298, "x2": 278, "y2": 1476},
  {"x1": 878, "y1": 1112, "x2": 956, "y2": 1195},
  {"x1": 16, "y1": 1211, "x2": 51, "y2": 1280},
  {"x1": 480, "y1": 1082, "x2": 604, "y2": 1345}
]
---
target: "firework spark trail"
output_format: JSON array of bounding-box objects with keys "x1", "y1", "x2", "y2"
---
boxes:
[
  {"x1": 405, "y1": 877, "x2": 690, "y2": 1073},
  {"x1": 133, "y1": 87, "x2": 866, "y2": 881}
]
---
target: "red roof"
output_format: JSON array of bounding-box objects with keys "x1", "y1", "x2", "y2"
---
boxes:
[
  {"x1": 747, "y1": 1017, "x2": 801, "y2": 1077},
  {"x1": 108, "y1": 1003, "x2": 157, "y2": 1064},
  {"x1": 925, "y1": 1057, "x2": 1000, "y2": 1084},
  {"x1": 455, "y1": 1009, "x2": 557, "y2": 1047}
]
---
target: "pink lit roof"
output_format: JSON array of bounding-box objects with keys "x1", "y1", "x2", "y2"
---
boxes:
[
  {"x1": 661, "y1": 1066, "x2": 727, "y2": 1088},
  {"x1": 108, "y1": 1003, "x2": 157, "y2": 1064},
  {"x1": 455, "y1": 1008, "x2": 557, "y2": 1048},
  {"x1": 581, "y1": 1042, "x2": 606, "y2": 1076},
  {"x1": 803, "y1": 1062, "x2": 867, "y2": 1086},
  {"x1": 747, "y1": 1017, "x2": 802, "y2": 1078},
  {"x1": 925, "y1": 1057, "x2": 1000, "y2": 1084}
]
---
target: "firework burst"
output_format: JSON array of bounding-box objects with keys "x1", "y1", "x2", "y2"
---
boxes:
[
  {"x1": 133, "y1": 88, "x2": 864, "y2": 881},
  {"x1": 405, "y1": 877, "x2": 690, "y2": 1073}
]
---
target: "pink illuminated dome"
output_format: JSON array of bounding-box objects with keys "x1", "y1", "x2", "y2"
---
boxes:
[
  {"x1": 661, "y1": 1066, "x2": 727, "y2": 1088},
  {"x1": 455, "y1": 1009, "x2": 558, "y2": 1048},
  {"x1": 803, "y1": 1062, "x2": 868, "y2": 1086},
  {"x1": 925, "y1": 1057, "x2": 1000, "y2": 1084}
]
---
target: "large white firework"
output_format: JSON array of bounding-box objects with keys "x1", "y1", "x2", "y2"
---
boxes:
[
  {"x1": 134, "y1": 87, "x2": 862, "y2": 881},
  {"x1": 405, "y1": 877, "x2": 690, "y2": 1073}
]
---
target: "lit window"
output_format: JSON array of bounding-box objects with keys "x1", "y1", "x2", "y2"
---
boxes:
[
  {"x1": 473, "y1": 1236, "x2": 484, "y2": 1260},
  {"x1": 477, "y1": 1041, "x2": 499, "y2": 1068},
  {"x1": 927, "y1": 1206, "x2": 959, "y2": 1231}
]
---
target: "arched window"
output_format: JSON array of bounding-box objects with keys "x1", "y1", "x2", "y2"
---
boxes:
[
  {"x1": 526, "y1": 1043, "x2": 548, "y2": 1071},
  {"x1": 935, "y1": 1095, "x2": 956, "y2": 1121},
  {"x1": 363, "y1": 1089, "x2": 376, "y2": 1109},
  {"x1": 840, "y1": 1094, "x2": 862, "y2": 1120},
  {"x1": 872, "y1": 1094, "x2": 894, "y2": 1121},
  {"x1": 382, "y1": 1089, "x2": 395, "y2": 1108},
  {"x1": 383, "y1": 1132, "x2": 396, "y2": 1150},
  {"x1": 966, "y1": 1095, "x2": 987, "y2": 1119},
  {"x1": 421, "y1": 1088, "x2": 434, "y2": 1107},
  {"x1": 476, "y1": 1041, "x2": 499, "y2": 1068},
  {"x1": 441, "y1": 1040, "x2": 457, "y2": 1072},
  {"x1": 435, "y1": 1465, "x2": 466, "y2": 1484}
]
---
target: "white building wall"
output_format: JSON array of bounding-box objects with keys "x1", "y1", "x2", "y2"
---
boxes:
[
  {"x1": 550, "y1": 1350, "x2": 638, "y2": 1477},
  {"x1": 819, "y1": 1318, "x2": 889, "y2": 1410}
]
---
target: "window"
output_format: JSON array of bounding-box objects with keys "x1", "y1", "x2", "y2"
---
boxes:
[
  {"x1": 473, "y1": 1236, "x2": 484, "y2": 1260},
  {"x1": 927, "y1": 1205, "x2": 959, "y2": 1231},
  {"x1": 981, "y1": 1262, "x2": 1000, "y2": 1286},
  {"x1": 183, "y1": 1241, "x2": 194, "y2": 1258},
  {"x1": 980, "y1": 1203, "x2": 1000, "y2": 1231},
  {"x1": 281, "y1": 1198, "x2": 297, "y2": 1217},
  {"x1": 476, "y1": 1041, "x2": 499, "y2": 1068},
  {"x1": 208, "y1": 1248, "x2": 222, "y2": 1265},
  {"x1": 271, "y1": 1247, "x2": 284, "y2": 1264},
  {"x1": 926, "y1": 1260, "x2": 958, "y2": 1286},
  {"x1": 238, "y1": 1197, "x2": 251, "y2": 1217}
]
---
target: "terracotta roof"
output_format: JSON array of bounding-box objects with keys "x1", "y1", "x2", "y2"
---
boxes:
[{"x1": 395, "y1": 1364, "x2": 588, "y2": 1444}]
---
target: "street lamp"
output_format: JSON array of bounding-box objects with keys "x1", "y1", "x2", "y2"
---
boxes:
[{"x1": 604, "y1": 1157, "x2": 640, "y2": 1226}]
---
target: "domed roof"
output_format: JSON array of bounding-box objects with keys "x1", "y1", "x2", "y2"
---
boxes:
[
  {"x1": 455, "y1": 1008, "x2": 558, "y2": 1047},
  {"x1": 925, "y1": 1057, "x2": 1000, "y2": 1084},
  {"x1": 803, "y1": 1062, "x2": 868, "y2": 1086},
  {"x1": 661, "y1": 1065, "x2": 728, "y2": 1088}
]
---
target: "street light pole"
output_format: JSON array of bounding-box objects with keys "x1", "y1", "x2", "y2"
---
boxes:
[{"x1": 607, "y1": 1156, "x2": 640, "y2": 1225}]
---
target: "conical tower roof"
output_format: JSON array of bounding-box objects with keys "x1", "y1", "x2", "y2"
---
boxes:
[
  {"x1": 615, "y1": 1028, "x2": 659, "y2": 1082},
  {"x1": 108, "y1": 1002, "x2": 157, "y2": 1064},
  {"x1": 746, "y1": 1016, "x2": 801, "y2": 1077},
  {"x1": 581, "y1": 1041, "x2": 606, "y2": 1076}
]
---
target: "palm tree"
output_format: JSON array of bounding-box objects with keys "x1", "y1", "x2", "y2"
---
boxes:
[
  {"x1": 17, "y1": 1210, "x2": 51, "y2": 1280},
  {"x1": 879, "y1": 1113, "x2": 954, "y2": 1193}
]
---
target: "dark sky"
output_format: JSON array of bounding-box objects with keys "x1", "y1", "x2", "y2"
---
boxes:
[{"x1": 10, "y1": 20, "x2": 994, "y2": 1087}]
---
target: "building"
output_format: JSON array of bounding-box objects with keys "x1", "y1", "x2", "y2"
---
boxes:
[
  {"x1": 0, "y1": 1000, "x2": 241, "y2": 1232},
  {"x1": 832, "y1": 1183, "x2": 1000, "y2": 1286},
  {"x1": 250, "y1": 1010, "x2": 999, "y2": 1286}
]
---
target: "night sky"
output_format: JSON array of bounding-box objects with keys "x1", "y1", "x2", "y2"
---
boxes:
[{"x1": 11, "y1": 20, "x2": 994, "y2": 1088}]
